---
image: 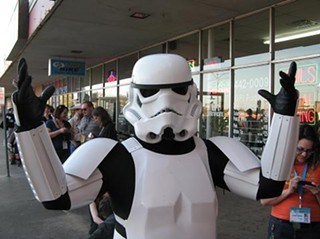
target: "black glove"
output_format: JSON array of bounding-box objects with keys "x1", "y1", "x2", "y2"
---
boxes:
[
  {"x1": 258, "y1": 62, "x2": 298, "y2": 116},
  {"x1": 12, "y1": 58, "x2": 55, "y2": 131}
]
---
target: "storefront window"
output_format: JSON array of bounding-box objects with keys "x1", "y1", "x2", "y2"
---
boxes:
[
  {"x1": 81, "y1": 70, "x2": 90, "y2": 90},
  {"x1": 234, "y1": 65, "x2": 269, "y2": 157},
  {"x1": 118, "y1": 79, "x2": 134, "y2": 139},
  {"x1": 81, "y1": 91, "x2": 90, "y2": 103},
  {"x1": 98, "y1": 86, "x2": 117, "y2": 122},
  {"x1": 72, "y1": 92, "x2": 80, "y2": 105},
  {"x1": 67, "y1": 76, "x2": 81, "y2": 92},
  {"x1": 275, "y1": 59, "x2": 320, "y2": 126},
  {"x1": 234, "y1": 10, "x2": 269, "y2": 65},
  {"x1": 201, "y1": 71, "x2": 230, "y2": 138},
  {"x1": 91, "y1": 89, "x2": 103, "y2": 107},
  {"x1": 104, "y1": 61, "x2": 117, "y2": 85},
  {"x1": 168, "y1": 32, "x2": 199, "y2": 72},
  {"x1": 202, "y1": 23, "x2": 230, "y2": 70},
  {"x1": 92, "y1": 65, "x2": 103, "y2": 87},
  {"x1": 140, "y1": 44, "x2": 165, "y2": 58},
  {"x1": 274, "y1": 1, "x2": 320, "y2": 59},
  {"x1": 118, "y1": 54, "x2": 138, "y2": 80}
]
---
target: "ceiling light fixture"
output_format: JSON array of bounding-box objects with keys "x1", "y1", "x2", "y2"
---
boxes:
[
  {"x1": 130, "y1": 12, "x2": 150, "y2": 19},
  {"x1": 264, "y1": 29, "x2": 320, "y2": 44}
]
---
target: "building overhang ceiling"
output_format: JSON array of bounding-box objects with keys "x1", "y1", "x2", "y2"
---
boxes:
[{"x1": 0, "y1": 0, "x2": 287, "y2": 94}]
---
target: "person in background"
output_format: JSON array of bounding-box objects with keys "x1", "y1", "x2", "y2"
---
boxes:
[
  {"x1": 68, "y1": 104, "x2": 83, "y2": 153},
  {"x1": 91, "y1": 106, "x2": 117, "y2": 140},
  {"x1": 78, "y1": 101, "x2": 99, "y2": 143},
  {"x1": 46, "y1": 105, "x2": 72, "y2": 163},
  {"x1": 1, "y1": 108, "x2": 15, "y2": 138},
  {"x1": 87, "y1": 106, "x2": 117, "y2": 238},
  {"x1": 0, "y1": 108, "x2": 16, "y2": 164},
  {"x1": 88, "y1": 192, "x2": 115, "y2": 239},
  {"x1": 42, "y1": 104, "x2": 53, "y2": 122},
  {"x1": 261, "y1": 124, "x2": 320, "y2": 239}
]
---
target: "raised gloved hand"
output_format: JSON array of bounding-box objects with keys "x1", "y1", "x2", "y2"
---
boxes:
[
  {"x1": 258, "y1": 62, "x2": 298, "y2": 116},
  {"x1": 12, "y1": 58, "x2": 55, "y2": 131}
]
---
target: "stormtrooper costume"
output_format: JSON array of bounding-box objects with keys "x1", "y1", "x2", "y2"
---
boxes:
[{"x1": 12, "y1": 54, "x2": 299, "y2": 239}]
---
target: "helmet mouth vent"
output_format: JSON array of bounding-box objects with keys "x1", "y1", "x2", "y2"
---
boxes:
[
  {"x1": 161, "y1": 127, "x2": 175, "y2": 141},
  {"x1": 149, "y1": 132, "x2": 157, "y2": 139},
  {"x1": 179, "y1": 130, "x2": 187, "y2": 137}
]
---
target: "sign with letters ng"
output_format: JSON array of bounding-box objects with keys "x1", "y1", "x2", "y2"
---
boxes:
[
  {"x1": 297, "y1": 108, "x2": 315, "y2": 125},
  {"x1": 48, "y1": 58, "x2": 86, "y2": 76}
]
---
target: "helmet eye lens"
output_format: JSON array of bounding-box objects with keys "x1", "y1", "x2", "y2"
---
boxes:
[
  {"x1": 140, "y1": 88, "x2": 160, "y2": 97},
  {"x1": 172, "y1": 85, "x2": 188, "y2": 95}
]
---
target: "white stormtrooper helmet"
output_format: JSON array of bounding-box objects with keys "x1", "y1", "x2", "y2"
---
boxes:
[{"x1": 123, "y1": 54, "x2": 202, "y2": 143}]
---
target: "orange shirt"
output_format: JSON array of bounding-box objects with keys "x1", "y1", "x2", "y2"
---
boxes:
[{"x1": 271, "y1": 163, "x2": 320, "y2": 222}]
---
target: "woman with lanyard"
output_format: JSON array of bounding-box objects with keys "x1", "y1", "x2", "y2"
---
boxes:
[
  {"x1": 261, "y1": 124, "x2": 320, "y2": 239},
  {"x1": 46, "y1": 105, "x2": 72, "y2": 163}
]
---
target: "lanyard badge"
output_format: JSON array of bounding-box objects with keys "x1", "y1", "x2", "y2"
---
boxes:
[{"x1": 290, "y1": 164, "x2": 311, "y2": 224}]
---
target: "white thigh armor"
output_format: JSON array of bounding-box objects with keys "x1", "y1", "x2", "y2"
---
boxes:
[{"x1": 116, "y1": 136, "x2": 218, "y2": 239}]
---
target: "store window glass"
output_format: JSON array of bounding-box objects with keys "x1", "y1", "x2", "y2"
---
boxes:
[
  {"x1": 201, "y1": 71, "x2": 230, "y2": 138},
  {"x1": 140, "y1": 44, "x2": 165, "y2": 58},
  {"x1": 274, "y1": 1, "x2": 320, "y2": 59},
  {"x1": 192, "y1": 74, "x2": 200, "y2": 89},
  {"x1": 168, "y1": 33, "x2": 199, "y2": 72},
  {"x1": 54, "y1": 79, "x2": 67, "y2": 95},
  {"x1": 91, "y1": 89, "x2": 103, "y2": 108},
  {"x1": 234, "y1": 65, "x2": 269, "y2": 157},
  {"x1": 105, "y1": 61, "x2": 117, "y2": 85},
  {"x1": 72, "y1": 92, "x2": 81, "y2": 105},
  {"x1": 51, "y1": 95, "x2": 58, "y2": 108},
  {"x1": 81, "y1": 91, "x2": 90, "y2": 103},
  {"x1": 98, "y1": 87, "x2": 117, "y2": 122},
  {"x1": 68, "y1": 77, "x2": 81, "y2": 92},
  {"x1": 92, "y1": 65, "x2": 103, "y2": 89},
  {"x1": 65, "y1": 93, "x2": 73, "y2": 108},
  {"x1": 81, "y1": 70, "x2": 90, "y2": 90},
  {"x1": 202, "y1": 23, "x2": 230, "y2": 70},
  {"x1": 118, "y1": 78, "x2": 134, "y2": 140},
  {"x1": 234, "y1": 10, "x2": 269, "y2": 65},
  {"x1": 118, "y1": 54, "x2": 138, "y2": 80},
  {"x1": 275, "y1": 58, "x2": 320, "y2": 126}
]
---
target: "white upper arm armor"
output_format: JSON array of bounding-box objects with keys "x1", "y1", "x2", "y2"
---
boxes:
[
  {"x1": 261, "y1": 113, "x2": 299, "y2": 181},
  {"x1": 15, "y1": 124, "x2": 117, "y2": 209},
  {"x1": 208, "y1": 137, "x2": 261, "y2": 200},
  {"x1": 15, "y1": 124, "x2": 68, "y2": 202}
]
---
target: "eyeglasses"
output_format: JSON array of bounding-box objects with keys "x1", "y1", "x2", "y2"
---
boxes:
[
  {"x1": 81, "y1": 108, "x2": 88, "y2": 111},
  {"x1": 296, "y1": 146, "x2": 314, "y2": 155}
]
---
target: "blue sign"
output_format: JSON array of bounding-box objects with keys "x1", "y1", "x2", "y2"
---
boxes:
[{"x1": 49, "y1": 58, "x2": 86, "y2": 76}]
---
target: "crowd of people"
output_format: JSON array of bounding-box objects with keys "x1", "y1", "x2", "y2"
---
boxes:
[
  {"x1": 43, "y1": 101, "x2": 116, "y2": 238},
  {"x1": 45, "y1": 101, "x2": 117, "y2": 238}
]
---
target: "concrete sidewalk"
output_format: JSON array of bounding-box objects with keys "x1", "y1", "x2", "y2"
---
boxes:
[
  {"x1": 0, "y1": 131, "x2": 90, "y2": 239},
  {"x1": 0, "y1": 130, "x2": 270, "y2": 239}
]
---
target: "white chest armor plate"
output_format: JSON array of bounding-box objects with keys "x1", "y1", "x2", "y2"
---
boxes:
[{"x1": 115, "y1": 137, "x2": 218, "y2": 239}]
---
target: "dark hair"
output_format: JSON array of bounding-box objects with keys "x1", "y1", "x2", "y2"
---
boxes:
[
  {"x1": 53, "y1": 105, "x2": 68, "y2": 119},
  {"x1": 82, "y1": 101, "x2": 94, "y2": 108},
  {"x1": 298, "y1": 124, "x2": 319, "y2": 168},
  {"x1": 92, "y1": 106, "x2": 112, "y2": 126}
]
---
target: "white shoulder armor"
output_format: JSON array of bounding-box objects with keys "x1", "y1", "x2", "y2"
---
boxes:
[
  {"x1": 63, "y1": 138, "x2": 117, "y2": 179},
  {"x1": 208, "y1": 136, "x2": 261, "y2": 199},
  {"x1": 63, "y1": 138, "x2": 118, "y2": 209}
]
